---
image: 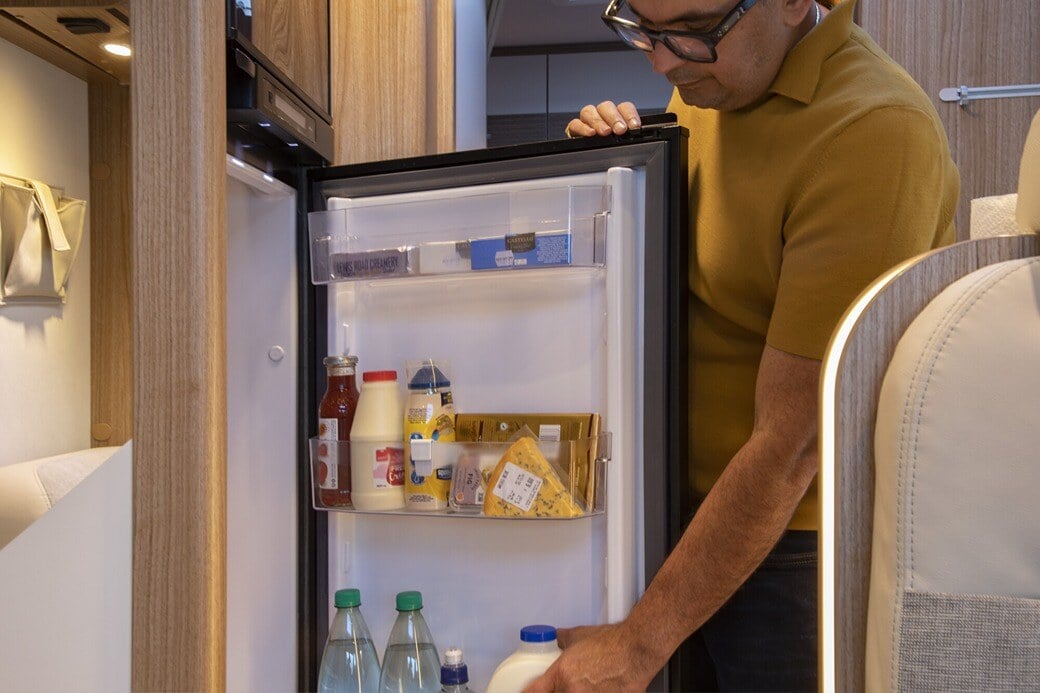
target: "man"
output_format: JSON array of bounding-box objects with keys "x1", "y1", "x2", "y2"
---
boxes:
[{"x1": 527, "y1": 0, "x2": 958, "y2": 690}]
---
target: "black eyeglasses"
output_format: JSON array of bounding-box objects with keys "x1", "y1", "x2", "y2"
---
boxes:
[{"x1": 602, "y1": 0, "x2": 759, "y2": 63}]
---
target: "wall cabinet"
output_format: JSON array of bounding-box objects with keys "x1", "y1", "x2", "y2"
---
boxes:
[{"x1": 249, "y1": 0, "x2": 330, "y2": 112}]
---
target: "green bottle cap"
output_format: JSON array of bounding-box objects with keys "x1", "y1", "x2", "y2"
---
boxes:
[
  {"x1": 395, "y1": 590, "x2": 423, "y2": 611},
  {"x1": 334, "y1": 588, "x2": 361, "y2": 608}
]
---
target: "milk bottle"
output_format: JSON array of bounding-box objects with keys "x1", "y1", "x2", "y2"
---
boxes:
[
  {"x1": 485, "y1": 625, "x2": 563, "y2": 693},
  {"x1": 350, "y1": 370, "x2": 405, "y2": 511}
]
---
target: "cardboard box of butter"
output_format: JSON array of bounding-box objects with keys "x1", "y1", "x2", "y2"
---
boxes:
[{"x1": 450, "y1": 413, "x2": 601, "y2": 517}]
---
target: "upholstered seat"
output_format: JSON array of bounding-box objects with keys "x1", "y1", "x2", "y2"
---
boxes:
[
  {"x1": 867, "y1": 256, "x2": 1040, "y2": 690},
  {"x1": 0, "y1": 446, "x2": 117, "y2": 549},
  {"x1": 970, "y1": 108, "x2": 1040, "y2": 238},
  {"x1": 820, "y1": 234, "x2": 1040, "y2": 693}
]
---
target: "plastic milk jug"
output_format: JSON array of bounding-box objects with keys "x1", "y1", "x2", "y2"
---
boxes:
[
  {"x1": 485, "y1": 625, "x2": 562, "y2": 693},
  {"x1": 349, "y1": 370, "x2": 405, "y2": 511}
]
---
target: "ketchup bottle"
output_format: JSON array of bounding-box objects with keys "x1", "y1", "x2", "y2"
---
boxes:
[{"x1": 318, "y1": 354, "x2": 360, "y2": 507}]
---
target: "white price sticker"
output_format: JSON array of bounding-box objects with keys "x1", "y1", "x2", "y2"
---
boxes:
[{"x1": 491, "y1": 462, "x2": 543, "y2": 512}]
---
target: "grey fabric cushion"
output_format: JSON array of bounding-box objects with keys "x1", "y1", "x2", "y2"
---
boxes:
[{"x1": 899, "y1": 590, "x2": 1040, "y2": 692}]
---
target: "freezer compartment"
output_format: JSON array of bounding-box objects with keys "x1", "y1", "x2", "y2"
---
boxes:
[
  {"x1": 308, "y1": 185, "x2": 611, "y2": 282},
  {"x1": 309, "y1": 433, "x2": 611, "y2": 519}
]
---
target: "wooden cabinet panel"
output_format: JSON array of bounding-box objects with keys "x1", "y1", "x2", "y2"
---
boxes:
[
  {"x1": 859, "y1": 0, "x2": 1040, "y2": 240},
  {"x1": 331, "y1": 0, "x2": 454, "y2": 164},
  {"x1": 89, "y1": 79, "x2": 132, "y2": 448},
  {"x1": 132, "y1": 2, "x2": 227, "y2": 690},
  {"x1": 251, "y1": 0, "x2": 329, "y2": 112}
]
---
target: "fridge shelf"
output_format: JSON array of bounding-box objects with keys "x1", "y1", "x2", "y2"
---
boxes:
[
  {"x1": 309, "y1": 433, "x2": 611, "y2": 520},
  {"x1": 308, "y1": 185, "x2": 610, "y2": 283}
]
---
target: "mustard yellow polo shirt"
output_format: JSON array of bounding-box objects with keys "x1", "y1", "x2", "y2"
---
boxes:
[{"x1": 671, "y1": 0, "x2": 959, "y2": 530}]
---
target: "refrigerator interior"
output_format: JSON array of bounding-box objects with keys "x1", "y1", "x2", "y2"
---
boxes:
[
  {"x1": 226, "y1": 161, "x2": 299, "y2": 693},
  {"x1": 321, "y1": 168, "x2": 647, "y2": 689}
]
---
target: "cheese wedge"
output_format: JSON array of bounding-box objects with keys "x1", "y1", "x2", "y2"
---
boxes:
[{"x1": 483, "y1": 437, "x2": 584, "y2": 518}]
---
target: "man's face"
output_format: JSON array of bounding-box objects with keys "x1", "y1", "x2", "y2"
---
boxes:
[{"x1": 627, "y1": 0, "x2": 790, "y2": 111}]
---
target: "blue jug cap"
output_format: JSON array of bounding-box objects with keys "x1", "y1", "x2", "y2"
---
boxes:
[
  {"x1": 520, "y1": 625, "x2": 557, "y2": 643},
  {"x1": 408, "y1": 362, "x2": 451, "y2": 390}
]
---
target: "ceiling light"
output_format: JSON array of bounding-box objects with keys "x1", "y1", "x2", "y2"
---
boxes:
[{"x1": 103, "y1": 43, "x2": 131, "y2": 57}]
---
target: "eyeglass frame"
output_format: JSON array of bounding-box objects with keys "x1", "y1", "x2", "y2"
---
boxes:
[{"x1": 601, "y1": 0, "x2": 760, "y2": 64}]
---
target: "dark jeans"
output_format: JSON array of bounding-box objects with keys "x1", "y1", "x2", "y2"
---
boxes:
[{"x1": 677, "y1": 530, "x2": 819, "y2": 692}]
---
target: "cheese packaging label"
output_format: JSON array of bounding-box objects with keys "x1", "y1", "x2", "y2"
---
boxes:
[
  {"x1": 330, "y1": 247, "x2": 416, "y2": 278},
  {"x1": 491, "y1": 461, "x2": 543, "y2": 512},
  {"x1": 483, "y1": 437, "x2": 584, "y2": 518},
  {"x1": 469, "y1": 231, "x2": 572, "y2": 270}
]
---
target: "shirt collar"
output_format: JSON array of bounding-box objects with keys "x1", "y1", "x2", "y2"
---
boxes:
[{"x1": 768, "y1": 0, "x2": 857, "y2": 105}]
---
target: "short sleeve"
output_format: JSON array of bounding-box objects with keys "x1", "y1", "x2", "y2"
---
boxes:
[{"x1": 767, "y1": 106, "x2": 958, "y2": 359}]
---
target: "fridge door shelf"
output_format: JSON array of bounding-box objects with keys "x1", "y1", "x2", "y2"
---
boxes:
[
  {"x1": 308, "y1": 185, "x2": 610, "y2": 283},
  {"x1": 309, "y1": 433, "x2": 611, "y2": 520}
]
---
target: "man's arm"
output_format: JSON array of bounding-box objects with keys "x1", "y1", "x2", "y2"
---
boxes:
[{"x1": 525, "y1": 345, "x2": 821, "y2": 691}]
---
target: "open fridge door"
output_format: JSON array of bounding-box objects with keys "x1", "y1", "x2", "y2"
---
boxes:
[{"x1": 304, "y1": 126, "x2": 688, "y2": 690}]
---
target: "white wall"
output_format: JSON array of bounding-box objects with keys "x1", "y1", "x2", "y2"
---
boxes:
[{"x1": 0, "y1": 37, "x2": 91, "y2": 467}]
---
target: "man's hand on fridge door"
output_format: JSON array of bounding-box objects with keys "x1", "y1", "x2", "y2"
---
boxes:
[
  {"x1": 565, "y1": 101, "x2": 642, "y2": 139},
  {"x1": 522, "y1": 622, "x2": 657, "y2": 692}
]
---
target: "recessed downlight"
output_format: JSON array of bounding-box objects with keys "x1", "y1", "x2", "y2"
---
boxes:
[{"x1": 103, "y1": 43, "x2": 131, "y2": 57}]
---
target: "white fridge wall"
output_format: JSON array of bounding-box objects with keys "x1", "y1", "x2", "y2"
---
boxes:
[
  {"x1": 226, "y1": 167, "x2": 298, "y2": 693},
  {"x1": 325, "y1": 169, "x2": 645, "y2": 689}
]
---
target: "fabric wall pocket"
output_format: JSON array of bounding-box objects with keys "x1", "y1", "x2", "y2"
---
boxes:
[{"x1": 0, "y1": 177, "x2": 87, "y2": 304}]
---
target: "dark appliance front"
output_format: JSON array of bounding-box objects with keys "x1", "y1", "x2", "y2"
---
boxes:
[{"x1": 226, "y1": 0, "x2": 333, "y2": 174}]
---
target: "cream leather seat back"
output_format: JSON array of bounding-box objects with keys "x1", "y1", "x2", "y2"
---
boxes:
[
  {"x1": 866, "y1": 256, "x2": 1040, "y2": 691},
  {"x1": 971, "y1": 108, "x2": 1040, "y2": 238},
  {"x1": 1017, "y1": 108, "x2": 1040, "y2": 232}
]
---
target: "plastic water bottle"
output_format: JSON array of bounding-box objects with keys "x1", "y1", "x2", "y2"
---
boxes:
[
  {"x1": 379, "y1": 591, "x2": 441, "y2": 692},
  {"x1": 439, "y1": 647, "x2": 474, "y2": 693},
  {"x1": 318, "y1": 588, "x2": 381, "y2": 692}
]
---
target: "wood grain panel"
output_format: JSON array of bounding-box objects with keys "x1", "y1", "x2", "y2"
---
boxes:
[
  {"x1": 825, "y1": 233, "x2": 1040, "y2": 692},
  {"x1": 428, "y1": 0, "x2": 455, "y2": 154},
  {"x1": 6, "y1": 4, "x2": 131, "y2": 84},
  {"x1": 0, "y1": 0, "x2": 112, "y2": 6},
  {"x1": 859, "y1": 0, "x2": 1040, "y2": 240},
  {"x1": 331, "y1": 0, "x2": 455, "y2": 164},
  {"x1": 89, "y1": 77, "x2": 131, "y2": 447},
  {"x1": 131, "y1": 1, "x2": 227, "y2": 691},
  {"x1": 251, "y1": 0, "x2": 328, "y2": 111},
  {"x1": 0, "y1": 10, "x2": 111, "y2": 83}
]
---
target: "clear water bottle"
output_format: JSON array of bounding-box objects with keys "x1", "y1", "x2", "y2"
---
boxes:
[
  {"x1": 379, "y1": 590, "x2": 441, "y2": 692},
  {"x1": 439, "y1": 647, "x2": 473, "y2": 693},
  {"x1": 318, "y1": 588, "x2": 381, "y2": 693}
]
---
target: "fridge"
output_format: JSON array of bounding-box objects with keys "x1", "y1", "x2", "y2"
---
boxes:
[{"x1": 225, "y1": 120, "x2": 689, "y2": 692}]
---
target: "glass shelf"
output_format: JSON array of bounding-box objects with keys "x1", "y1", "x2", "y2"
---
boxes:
[
  {"x1": 309, "y1": 433, "x2": 611, "y2": 520},
  {"x1": 309, "y1": 185, "x2": 611, "y2": 283}
]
